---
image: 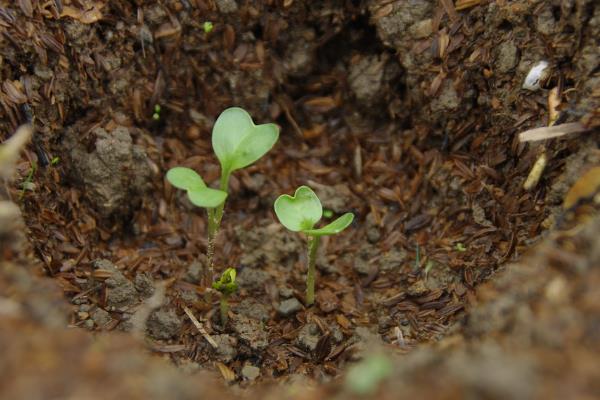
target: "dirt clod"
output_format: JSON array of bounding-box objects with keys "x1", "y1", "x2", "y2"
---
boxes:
[
  {"x1": 134, "y1": 273, "x2": 155, "y2": 298},
  {"x1": 64, "y1": 125, "x2": 152, "y2": 219},
  {"x1": 296, "y1": 323, "x2": 320, "y2": 352},
  {"x1": 276, "y1": 298, "x2": 303, "y2": 317},
  {"x1": 90, "y1": 308, "x2": 112, "y2": 329},
  {"x1": 237, "y1": 268, "x2": 270, "y2": 291},
  {"x1": 232, "y1": 315, "x2": 268, "y2": 351},
  {"x1": 146, "y1": 308, "x2": 182, "y2": 340},
  {"x1": 93, "y1": 259, "x2": 138, "y2": 309},
  {"x1": 235, "y1": 299, "x2": 271, "y2": 323},
  {"x1": 215, "y1": 0, "x2": 238, "y2": 13},
  {"x1": 211, "y1": 334, "x2": 238, "y2": 363},
  {"x1": 184, "y1": 259, "x2": 206, "y2": 284},
  {"x1": 241, "y1": 364, "x2": 260, "y2": 381}
]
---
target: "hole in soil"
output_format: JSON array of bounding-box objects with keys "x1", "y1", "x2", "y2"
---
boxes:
[{"x1": 3, "y1": 0, "x2": 598, "y2": 396}]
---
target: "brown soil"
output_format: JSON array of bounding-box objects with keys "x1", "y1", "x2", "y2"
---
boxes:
[{"x1": 1, "y1": 0, "x2": 599, "y2": 398}]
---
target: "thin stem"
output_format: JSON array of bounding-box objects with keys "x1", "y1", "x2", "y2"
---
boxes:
[
  {"x1": 214, "y1": 170, "x2": 230, "y2": 227},
  {"x1": 205, "y1": 208, "x2": 217, "y2": 287},
  {"x1": 203, "y1": 171, "x2": 230, "y2": 288},
  {"x1": 220, "y1": 295, "x2": 229, "y2": 326},
  {"x1": 306, "y1": 234, "x2": 320, "y2": 306}
]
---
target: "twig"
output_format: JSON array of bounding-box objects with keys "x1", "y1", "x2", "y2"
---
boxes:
[
  {"x1": 518, "y1": 122, "x2": 588, "y2": 142},
  {"x1": 182, "y1": 305, "x2": 218, "y2": 349}
]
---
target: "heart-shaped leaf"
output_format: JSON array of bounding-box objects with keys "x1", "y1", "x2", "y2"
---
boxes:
[
  {"x1": 212, "y1": 107, "x2": 279, "y2": 173},
  {"x1": 166, "y1": 167, "x2": 227, "y2": 208},
  {"x1": 166, "y1": 167, "x2": 206, "y2": 191},
  {"x1": 187, "y1": 187, "x2": 228, "y2": 208},
  {"x1": 304, "y1": 212, "x2": 354, "y2": 236},
  {"x1": 274, "y1": 186, "x2": 322, "y2": 232}
]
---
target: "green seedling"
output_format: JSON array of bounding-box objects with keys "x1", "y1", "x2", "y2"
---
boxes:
[
  {"x1": 152, "y1": 104, "x2": 161, "y2": 121},
  {"x1": 274, "y1": 185, "x2": 354, "y2": 306},
  {"x1": 20, "y1": 161, "x2": 37, "y2": 199},
  {"x1": 167, "y1": 107, "x2": 279, "y2": 285},
  {"x1": 345, "y1": 354, "x2": 393, "y2": 395},
  {"x1": 212, "y1": 267, "x2": 238, "y2": 325},
  {"x1": 203, "y1": 21, "x2": 214, "y2": 33},
  {"x1": 455, "y1": 242, "x2": 467, "y2": 252},
  {"x1": 50, "y1": 156, "x2": 60, "y2": 166}
]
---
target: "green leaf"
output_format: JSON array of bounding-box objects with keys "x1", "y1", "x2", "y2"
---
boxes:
[
  {"x1": 166, "y1": 167, "x2": 206, "y2": 191},
  {"x1": 345, "y1": 354, "x2": 392, "y2": 395},
  {"x1": 212, "y1": 107, "x2": 279, "y2": 173},
  {"x1": 187, "y1": 187, "x2": 228, "y2": 208},
  {"x1": 166, "y1": 167, "x2": 227, "y2": 208},
  {"x1": 212, "y1": 267, "x2": 238, "y2": 296},
  {"x1": 304, "y1": 212, "x2": 354, "y2": 236},
  {"x1": 274, "y1": 186, "x2": 323, "y2": 232}
]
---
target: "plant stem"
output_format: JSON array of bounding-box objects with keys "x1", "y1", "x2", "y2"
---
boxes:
[
  {"x1": 205, "y1": 208, "x2": 217, "y2": 287},
  {"x1": 214, "y1": 171, "x2": 230, "y2": 227},
  {"x1": 306, "y1": 234, "x2": 320, "y2": 306},
  {"x1": 220, "y1": 294, "x2": 229, "y2": 326},
  {"x1": 203, "y1": 171, "x2": 231, "y2": 287}
]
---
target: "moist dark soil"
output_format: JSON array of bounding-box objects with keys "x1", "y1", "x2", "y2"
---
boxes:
[{"x1": 1, "y1": 0, "x2": 599, "y2": 398}]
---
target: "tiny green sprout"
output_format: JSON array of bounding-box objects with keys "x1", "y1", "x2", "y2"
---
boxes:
[
  {"x1": 20, "y1": 161, "x2": 37, "y2": 199},
  {"x1": 50, "y1": 156, "x2": 60, "y2": 166},
  {"x1": 203, "y1": 21, "x2": 214, "y2": 33},
  {"x1": 274, "y1": 185, "x2": 354, "y2": 306},
  {"x1": 323, "y1": 209, "x2": 333, "y2": 219},
  {"x1": 152, "y1": 104, "x2": 161, "y2": 121},
  {"x1": 455, "y1": 242, "x2": 467, "y2": 252},
  {"x1": 345, "y1": 354, "x2": 393, "y2": 395},
  {"x1": 166, "y1": 107, "x2": 279, "y2": 286},
  {"x1": 212, "y1": 267, "x2": 238, "y2": 325}
]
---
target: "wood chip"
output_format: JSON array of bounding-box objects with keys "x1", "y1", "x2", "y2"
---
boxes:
[
  {"x1": 214, "y1": 361, "x2": 236, "y2": 382},
  {"x1": 182, "y1": 305, "x2": 218, "y2": 349},
  {"x1": 518, "y1": 122, "x2": 588, "y2": 142}
]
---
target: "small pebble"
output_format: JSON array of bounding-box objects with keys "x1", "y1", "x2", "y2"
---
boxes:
[
  {"x1": 241, "y1": 364, "x2": 260, "y2": 381},
  {"x1": 277, "y1": 298, "x2": 303, "y2": 317}
]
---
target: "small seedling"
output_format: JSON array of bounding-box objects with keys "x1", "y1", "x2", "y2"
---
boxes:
[
  {"x1": 212, "y1": 268, "x2": 238, "y2": 325},
  {"x1": 455, "y1": 242, "x2": 467, "y2": 252},
  {"x1": 152, "y1": 104, "x2": 161, "y2": 121},
  {"x1": 50, "y1": 156, "x2": 60, "y2": 166},
  {"x1": 167, "y1": 107, "x2": 279, "y2": 285},
  {"x1": 203, "y1": 21, "x2": 214, "y2": 33},
  {"x1": 274, "y1": 186, "x2": 354, "y2": 306},
  {"x1": 20, "y1": 161, "x2": 37, "y2": 199},
  {"x1": 345, "y1": 354, "x2": 393, "y2": 395}
]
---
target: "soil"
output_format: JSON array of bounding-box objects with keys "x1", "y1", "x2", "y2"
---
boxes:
[{"x1": 1, "y1": 0, "x2": 599, "y2": 399}]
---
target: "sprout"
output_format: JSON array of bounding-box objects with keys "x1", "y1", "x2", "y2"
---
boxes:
[
  {"x1": 345, "y1": 354, "x2": 393, "y2": 395},
  {"x1": 166, "y1": 107, "x2": 279, "y2": 286},
  {"x1": 152, "y1": 104, "x2": 161, "y2": 121},
  {"x1": 212, "y1": 267, "x2": 238, "y2": 325},
  {"x1": 274, "y1": 186, "x2": 354, "y2": 305},
  {"x1": 203, "y1": 21, "x2": 214, "y2": 34}
]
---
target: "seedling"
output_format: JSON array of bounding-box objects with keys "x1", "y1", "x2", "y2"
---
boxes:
[
  {"x1": 203, "y1": 21, "x2": 214, "y2": 34},
  {"x1": 152, "y1": 104, "x2": 161, "y2": 121},
  {"x1": 167, "y1": 107, "x2": 279, "y2": 285},
  {"x1": 274, "y1": 186, "x2": 354, "y2": 306},
  {"x1": 20, "y1": 161, "x2": 37, "y2": 199},
  {"x1": 212, "y1": 267, "x2": 237, "y2": 325},
  {"x1": 345, "y1": 354, "x2": 392, "y2": 395}
]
